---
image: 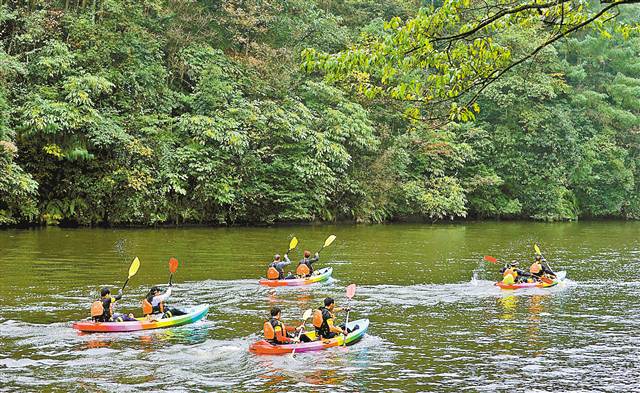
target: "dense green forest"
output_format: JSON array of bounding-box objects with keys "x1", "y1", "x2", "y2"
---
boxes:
[{"x1": 1, "y1": 0, "x2": 639, "y2": 226}]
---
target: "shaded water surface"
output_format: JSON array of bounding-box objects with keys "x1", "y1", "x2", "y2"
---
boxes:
[{"x1": 1, "y1": 222, "x2": 639, "y2": 392}]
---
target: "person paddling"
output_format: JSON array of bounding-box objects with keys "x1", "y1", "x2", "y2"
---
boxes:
[
  {"x1": 312, "y1": 297, "x2": 354, "y2": 339},
  {"x1": 295, "y1": 250, "x2": 319, "y2": 277},
  {"x1": 267, "y1": 254, "x2": 292, "y2": 280},
  {"x1": 530, "y1": 255, "x2": 556, "y2": 280},
  {"x1": 142, "y1": 286, "x2": 187, "y2": 319},
  {"x1": 91, "y1": 287, "x2": 135, "y2": 322},
  {"x1": 263, "y1": 306, "x2": 310, "y2": 344}
]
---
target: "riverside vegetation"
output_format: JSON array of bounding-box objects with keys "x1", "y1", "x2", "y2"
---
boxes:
[{"x1": 1, "y1": 0, "x2": 640, "y2": 226}]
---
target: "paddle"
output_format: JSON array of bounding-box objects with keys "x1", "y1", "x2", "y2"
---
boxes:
[
  {"x1": 343, "y1": 283, "x2": 356, "y2": 346},
  {"x1": 290, "y1": 309, "x2": 313, "y2": 357},
  {"x1": 169, "y1": 257, "x2": 179, "y2": 286},
  {"x1": 483, "y1": 255, "x2": 498, "y2": 264},
  {"x1": 121, "y1": 257, "x2": 140, "y2": 291},
  {"x1": 286, "y1": 237, "x2": 299, "y2": 256},
  {"x1": 316, "y1": 235, "x2": 336, "y2": 255},
  {"x1": 534, "y1": 244, "x2": 555, "y2": 284}
]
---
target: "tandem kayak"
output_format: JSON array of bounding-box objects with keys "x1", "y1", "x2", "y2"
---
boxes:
[
  {"x1": 259, "y1": 267, "x2": 333, "y2": 287},
  {"x1": 72, "y1": 305, "x2": 209, "y2": 333},
  {"x1": 249, "y1": 318, "x2": 369, "y2": 355},
  {"x1": 496, "y1": 271, "x2": 567, "y2": 290}
]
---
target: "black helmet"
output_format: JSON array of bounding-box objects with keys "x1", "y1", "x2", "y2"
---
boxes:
[
  {"x1": 100, "y1": 287, "x2": 111, "y2": 297},
  {"x1": 150, "y1": 286, "x2": 161, "y2": 294}
]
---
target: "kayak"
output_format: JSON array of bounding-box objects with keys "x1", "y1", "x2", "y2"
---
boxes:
[
  {"x1": 249, "y1": 318, "x2": 369, "y2": 355},
  {"x1": 72, "y1": 305, "x2": 209, "y2": 333},
  {"x1": 496, "y1": 271, "x2": 567, "y2": 290},
  {"x1": 259, "y1": 267, "x2": 333, "y2": 287}
]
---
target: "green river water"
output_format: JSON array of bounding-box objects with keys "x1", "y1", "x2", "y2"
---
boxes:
[{"x1": 1, "y1": 222, "x2": 639, "y2": 392}]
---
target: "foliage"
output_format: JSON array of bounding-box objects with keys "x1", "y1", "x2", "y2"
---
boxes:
[{"x1": 1, "y1": 1, "x2": 640, "y2": 226}]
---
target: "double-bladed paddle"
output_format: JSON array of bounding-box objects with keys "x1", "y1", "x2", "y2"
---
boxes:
[{"x1": 121, "y1": 257, "x2": 140, "y2": 291}]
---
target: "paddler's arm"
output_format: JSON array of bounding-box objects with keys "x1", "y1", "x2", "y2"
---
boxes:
[
  {"x1": 309, "y1": 253, "x2": 319, "y2": 264},
  {"x1": 113, "y1": 289, "x2": 123, "y2": 301},
  {"x1": 155, "y1": 287, "x2": 172, "y2": 302},
  {"x1": 327, "y1": 318, "x2": 345, "y2": 335}
]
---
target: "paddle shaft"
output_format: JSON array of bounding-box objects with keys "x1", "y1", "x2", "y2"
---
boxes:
[
  {"x1": 343, "y1": 299, "x2": 352, "y2": 347},
  {"x1": 121, "y1": 278, "x2": 130, "y2": 291}
]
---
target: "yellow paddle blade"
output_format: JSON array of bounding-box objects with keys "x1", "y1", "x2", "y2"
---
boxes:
[
  {"x1": 323, "y1": 235, "x2": 336, "y2": 248},
  {"x1": 289, "y1": 237, "x2": 298, "y2": 251},
  {"x1": 128, "y1": 257, "x2": 140, "y2": 278},
  {"x1": 534, "y1": 244, "x2": 541, "y2": 255},
  {"x1": 302, "y1": 309, "x2": 313, "y2": 320}
]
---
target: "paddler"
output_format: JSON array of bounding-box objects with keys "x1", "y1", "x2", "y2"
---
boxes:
[
  {"x1": 500, "y1": 262, "x2": 533, "y2": 284},
  {"x1": 263, "y1": 306, "x2": 310, "y2": 344},
  {"x1": 312, "y1": 297, "x2": 355, "y2": 339},
  {"x1": 266, "y1": 254, "x2": 293, "y2": 280},
  {"x1": 529, "y1": 255, "x2": 556, "y2": 280},
  {"x1": 142, "y1": 285, "x2": 187, "y2": 319},
  {"x1": 295, "y1": 250, "x2": 320, "y2": 277},
  {"x1": 91, "y1": 287, "x2": 136, "y2": 322}
]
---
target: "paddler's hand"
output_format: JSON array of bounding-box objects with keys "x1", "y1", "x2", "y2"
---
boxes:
[
  {"x1": 343, "y1": 329, "x2": 348, "y2": 336},
  {"x1": 117, "y1": 289, "x2": 123, "y2": 296},
  {"x1": 315, "y1": 252, "x2": 319, "y2": 258},
  {"x1": 343, "y1": 307, "x2": 351, "y2": 312},
  {"x1": 296, "y1": 325, "x2": 304, "y2": 332}
]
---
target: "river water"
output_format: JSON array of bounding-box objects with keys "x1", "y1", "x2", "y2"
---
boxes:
[{"x1": 1, "y1": 222, "x2": 639, "y2": 392}]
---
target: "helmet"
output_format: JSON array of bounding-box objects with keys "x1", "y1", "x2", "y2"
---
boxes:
[
  {"x1": 509, "y1": 261, "x2": 519, "y2": 267},
  {"x1": 535, "y1": 255, "x2": 542, "y2": 261},
  {"x1": 150, "y1": 286, "x2": 161, "y2": 294},
  {"x1": 274, "y1": 254, "x2": 281, "y2": 261},
  {"x1": 100, "y1": 287, "x2": 111, "y2": 297},
  {"x1": 304, "y1": 250, "x2": 311, "y2": 258}
]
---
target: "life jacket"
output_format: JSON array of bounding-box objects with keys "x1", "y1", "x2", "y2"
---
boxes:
[
  {"x1": 91, "y1": 300, "x2": 104, "y2": 318},
  {"x1": 503, "y1": 267, "x2": 517, "y2": 278},
  {"x1": 313, "y1": 307, "x2": 333, "y2": 338},
  {"x1": 530, "y1": 262, "x2": 542, "y2": 274},
  {"x1": 267, "y1": 262, "x2": 281, "y2": 280},
  {"x1": 502, "y1": 274, "x2": 515, "y2": 285},
  {"x1": 142, "y1": 297, "x2": 164, "y2": 316},
  {"x1": 263, "y1": 318, "x2": 285, "y2": 343},
  {"x1": 91, "y1": 297, "x2": 113, "y2": 321},
  {"x1": 296, "y1": 263, "x2": 310, "y2": 276}
]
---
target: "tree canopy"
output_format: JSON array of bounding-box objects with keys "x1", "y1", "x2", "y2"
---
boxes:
[{"x1": 1, "y1": 0, "x2": 639, "y2": 226}]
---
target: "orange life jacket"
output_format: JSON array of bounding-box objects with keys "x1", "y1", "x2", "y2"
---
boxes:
[
  {"x1": 267, "y1": 266, "x2": 280, "y2": 280},
  {"x1": 296, "y1": 263, "x2": 310, "y2": 276},
  {"x1": 263, "y1": 320, "x2": 275, "y2": 339},
  {"x1": 312, "y1": 309, "x2": 324, "y2": 329},
  {"x1": 91, "y1": 300, "x2": 105, "y2": 317},
  {"x1": 530, "y1": 262, "x2": 542, "y2": 274},
  {"x1": 142, "y1": 298, "x2": 164, "y2": 315}
]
